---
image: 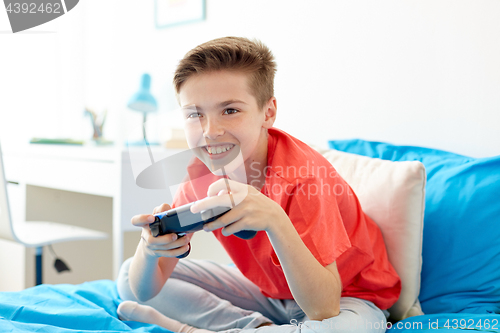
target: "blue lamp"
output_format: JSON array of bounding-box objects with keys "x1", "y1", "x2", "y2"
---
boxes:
[{"x1": 127, "y1": 73, "x2": 158, "y2": 144}]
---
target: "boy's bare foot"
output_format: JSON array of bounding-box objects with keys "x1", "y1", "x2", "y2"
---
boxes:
[{"x1": 117, "y1": 301, "x2": 214, "y2": 333}]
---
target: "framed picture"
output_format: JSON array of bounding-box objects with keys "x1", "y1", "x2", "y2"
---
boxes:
[{"x1": 155, "y1": 0, "x2": 206, "y2": 29}]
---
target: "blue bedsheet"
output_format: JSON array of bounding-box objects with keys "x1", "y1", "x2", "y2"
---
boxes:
[
  {"x1": 0, "y1": 280, "x2": 171, "y2": 332},
  {"x1": 387, "y1": 313, "x2": 500, "y2": 332}
]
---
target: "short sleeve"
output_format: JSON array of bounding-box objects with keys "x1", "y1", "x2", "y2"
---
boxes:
[{"x1": 283, "y1": 176, "x2": 352, "y2": 267}]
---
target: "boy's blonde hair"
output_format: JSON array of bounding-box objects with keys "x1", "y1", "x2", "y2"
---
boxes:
[{"x1": 173, "y1": 37, "x2": 276, "y2": 109}]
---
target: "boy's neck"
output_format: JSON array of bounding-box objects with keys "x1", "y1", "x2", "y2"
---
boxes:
[{"x1": 244, "y1": 128, "x2": 269, "y2": 191}]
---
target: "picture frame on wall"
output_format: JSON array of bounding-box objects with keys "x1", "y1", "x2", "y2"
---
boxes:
[{"x1": 155, "y1": 0, "x2": 206, "y2": 29}]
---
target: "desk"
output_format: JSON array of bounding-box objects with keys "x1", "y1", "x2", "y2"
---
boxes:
[{"x1": 3, "y1": 144, "x2": 181, "y2": 279}]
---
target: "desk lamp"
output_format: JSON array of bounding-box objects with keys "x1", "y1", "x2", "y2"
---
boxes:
[{"x1": 127, "y1": 73, "x2": 158, "y2": 145}]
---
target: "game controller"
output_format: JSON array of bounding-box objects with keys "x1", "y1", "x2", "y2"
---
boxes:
[{"x1": 149, "y1": 201, "x2": 257, "y2": 258}]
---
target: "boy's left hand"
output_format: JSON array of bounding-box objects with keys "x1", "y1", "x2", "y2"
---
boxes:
[{"x1": 190, "y1": 178, "x2": 288, "y2": 237}]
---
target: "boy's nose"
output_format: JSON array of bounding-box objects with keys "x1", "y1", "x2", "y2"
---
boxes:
[{"x1": 203, "y1": 118, "x2": 224, "y2": 140}]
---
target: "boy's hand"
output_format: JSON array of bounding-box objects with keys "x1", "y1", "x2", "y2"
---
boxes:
[
  {"x1": 191, "y1": 179, "x2": 288, "y2": 237},
  {"x1": 131, "y1": 203, "x2": 192, "y2": 258}
]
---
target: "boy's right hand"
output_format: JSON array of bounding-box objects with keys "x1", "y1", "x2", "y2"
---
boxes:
[{"x1": 131, "y1": 203, "x2": 192, "y2": 258}]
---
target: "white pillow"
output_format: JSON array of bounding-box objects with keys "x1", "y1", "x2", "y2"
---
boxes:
[{"x1": 319, "y1": 148, "x2": 426, "y2": 321}]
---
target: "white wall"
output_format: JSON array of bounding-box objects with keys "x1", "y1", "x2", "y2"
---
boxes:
[{"x1": 1, "y1": 0, "x2": 499, "y2": 157}]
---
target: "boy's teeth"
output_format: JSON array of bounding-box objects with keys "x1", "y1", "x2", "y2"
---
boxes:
[{"x1": 206, "y1": 145, "x2": 233, "y2": 155}]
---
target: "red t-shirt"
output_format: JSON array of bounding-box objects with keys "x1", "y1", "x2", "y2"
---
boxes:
[{"x1": 172, "y1": 127, "x2": 401, "y2": 310}]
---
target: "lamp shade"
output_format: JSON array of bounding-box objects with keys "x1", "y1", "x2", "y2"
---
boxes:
[{"x1": 127, "y1": 73, "x2": 158, "y2": 113}]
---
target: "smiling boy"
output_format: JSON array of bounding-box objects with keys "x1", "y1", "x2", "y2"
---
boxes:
[{"x1": 117, "y1": 37, "x2": 401, "y2": 333}]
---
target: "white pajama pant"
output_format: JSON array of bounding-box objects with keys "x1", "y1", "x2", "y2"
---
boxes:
[{"x1": 117, "y1": 258, "x2": 389, "y2": 333}]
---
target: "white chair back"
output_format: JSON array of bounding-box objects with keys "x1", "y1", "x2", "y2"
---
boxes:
[{"x1": 0, "y1": 142, "x2": 20, "y2": 243}]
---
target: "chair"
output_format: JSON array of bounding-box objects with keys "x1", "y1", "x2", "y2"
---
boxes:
[{"x1": 0, "y1": 142, "x2": 108, "y2": 286}]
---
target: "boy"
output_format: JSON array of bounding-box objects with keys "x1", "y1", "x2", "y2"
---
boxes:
[{"x1": 117, "y1": 37, "x2": 401, "y2": 332}]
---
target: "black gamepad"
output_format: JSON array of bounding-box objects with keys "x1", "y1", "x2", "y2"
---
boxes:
[{"x1": 149, "y1": 201, "x2": 257, "y2": 258}]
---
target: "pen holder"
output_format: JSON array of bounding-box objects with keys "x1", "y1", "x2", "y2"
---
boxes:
[{"x1": 84, "y1": 108, "x2": 111, "y2": 144}]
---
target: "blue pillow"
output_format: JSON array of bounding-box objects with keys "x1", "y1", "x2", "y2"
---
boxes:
[{"x1": 328, "y1": 139, "x2": 500, "y2": 315}]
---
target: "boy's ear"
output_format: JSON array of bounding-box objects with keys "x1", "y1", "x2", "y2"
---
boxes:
[{"x1": 263, "y1": 97, "x2": 277, "y2": 129}]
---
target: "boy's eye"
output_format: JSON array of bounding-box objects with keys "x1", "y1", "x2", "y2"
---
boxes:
[
  {"x1": 187, "y1": 112, "x2": 202, "y2": 118},
  {"x1": 223, "y1": 108, "x2": 239, "y2": 115}
]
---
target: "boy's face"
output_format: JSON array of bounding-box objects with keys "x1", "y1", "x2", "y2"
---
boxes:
[{"x1": 178, "y1": 70, "x2": 276, "y2": 175}]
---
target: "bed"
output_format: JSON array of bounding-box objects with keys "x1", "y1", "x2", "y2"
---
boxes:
[{"x1": 1, "y1": 279, "x2": 499, "y2": 332}]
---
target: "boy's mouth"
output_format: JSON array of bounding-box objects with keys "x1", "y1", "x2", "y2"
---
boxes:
[{"x1": 203, "y1": 144, "x2": 235, "y2": 156}]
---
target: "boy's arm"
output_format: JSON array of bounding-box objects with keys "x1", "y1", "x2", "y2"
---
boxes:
[
  {"x1": 127, "y1": 204, "x2": 192, "y2": 302},
  {"x1": 129, "y1": 238, "x2": 179, "y2": 301},
  {"x1": 266, "y1": 212, "x2": 342, "y2": 321},
  {"x1": 193, "y1": 179, "x2": 344, "y2": 320}
]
